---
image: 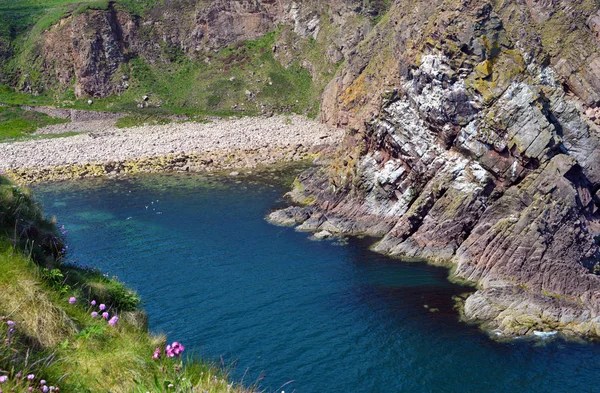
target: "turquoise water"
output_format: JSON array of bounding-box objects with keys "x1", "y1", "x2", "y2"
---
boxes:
[{"x1": 34, "y1": 170, "x2": 600, "y2": 393}]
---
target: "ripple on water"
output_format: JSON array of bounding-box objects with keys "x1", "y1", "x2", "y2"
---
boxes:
[{"x1": 33, "y1": 171, "x2": 600, "y2": 393}]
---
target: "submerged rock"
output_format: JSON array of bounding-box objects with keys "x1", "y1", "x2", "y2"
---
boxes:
[{"x1": 313, "y1": 230, "x2": 333, "y2": 240}]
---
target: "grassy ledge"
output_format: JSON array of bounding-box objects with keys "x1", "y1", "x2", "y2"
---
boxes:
[
  {"x1": 0, "y1": 106, "x2": 68, "y2": 141},
  {"x1": 0, "y1": 174, "x2": 254, "y2": 392}
]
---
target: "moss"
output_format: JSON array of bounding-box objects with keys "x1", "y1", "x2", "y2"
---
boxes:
[
  {"x1": 466, "y1": 49, "x2": 526, "y2": 103},
  {"x1": 474, "y1": 59, "x2": 493, "y2": 78}
]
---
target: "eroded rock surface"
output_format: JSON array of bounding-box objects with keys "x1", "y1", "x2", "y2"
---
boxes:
[{"x1": 270, "y1": 0, "x2": 600, "y2": 338}]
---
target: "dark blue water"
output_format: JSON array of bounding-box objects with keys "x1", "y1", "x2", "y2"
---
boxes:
[{"x1": 34, "y1": 170, "x2": 600, "y2": 393}]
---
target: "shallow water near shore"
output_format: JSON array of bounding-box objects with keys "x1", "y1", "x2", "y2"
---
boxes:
[{"x1": 34, "y1": 168, "x2": 600, "y2": 393}]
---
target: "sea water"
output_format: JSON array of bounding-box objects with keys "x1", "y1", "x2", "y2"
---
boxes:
[{"x1": 34, "y1": 169, "x2": 600, "y2": 393}]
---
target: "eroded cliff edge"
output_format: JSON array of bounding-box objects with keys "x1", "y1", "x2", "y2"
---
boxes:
[{"x1": 271, "y1": 0, "x2": 600, "y2": 338}]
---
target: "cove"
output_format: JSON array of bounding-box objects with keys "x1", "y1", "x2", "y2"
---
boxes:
[{"x1": 33, "y1": 168, "x2": 600, "y2": 393}]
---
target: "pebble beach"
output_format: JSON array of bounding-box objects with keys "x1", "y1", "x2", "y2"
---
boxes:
[{"x1": 0, "y1": 115, "x2": 344, "y2": 183}]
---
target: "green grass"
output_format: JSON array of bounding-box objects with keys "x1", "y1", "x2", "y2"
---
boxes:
[
  {"x1": 0, "y1": 175, "x2": 256, "y2": 392},
  {"x1": 97, "y1": 31, "x2": 321, "y2": 117},
  {"x1": 0, "y1": 0, "x2": 156, "y2": 38},
  {"x1": 0, "y1": 0, "x2": 341, "y2": 119},
  {"x1": 0, "y1": 85, "x2": 55, "y2": 106},
  {"x1": 0, "y1": 106, "x2": 68, "y2": 140},
  {"x1": 115, "y1": 113, "x2": 173, "y2": 128}
]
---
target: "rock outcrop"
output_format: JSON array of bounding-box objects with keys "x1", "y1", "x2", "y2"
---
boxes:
[
  {"x1": 15, "y1": 0, "x2": 384, "y2": 98},
  {"x1": 270, "y1": 0, "x2": 600, "y2": 338}
]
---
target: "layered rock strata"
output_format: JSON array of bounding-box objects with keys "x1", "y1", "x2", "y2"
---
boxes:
[{"x1": 271, "y1": 0, "x2": 600, "y2": 338}]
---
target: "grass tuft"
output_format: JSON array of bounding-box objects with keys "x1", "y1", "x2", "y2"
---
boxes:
[{"x1": 0, "y1": 247, "x2": 77, "y2": 348}]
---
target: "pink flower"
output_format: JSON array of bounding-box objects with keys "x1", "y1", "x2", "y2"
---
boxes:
[
  {"x1": 90, "y1": 300, "x2": 97, "y2": 306},
  {"x1": 102, "y1": 312, "x2": 109, "y2": 320},
  {"x1": 68, "y1": 297, "x2": 76, "y2": 304},
  {"x1": 91, "y1": 312, "x2": 99, "y2": 318},
  {"x1": 152, "y1": 347, "x2": 161, "y2": 360},
  {"x1": 27, "y1": 374, "x2": 34, "y2": 381},
  {"x1": 108, "y1": 316, "x2": 118, "y2": 327},
  {"x1": 28, "y1": 388, "x2": 33, "y2": 392},
  {"x1": 171, "y1": 341, "x2": 185, "y2": 356},
  {"x1": 165, "y1": 341, "x2": 185, "y2": 358},
  {"x1": 0, "y1": 375, "x2": 7, "y2": 383},
  {"x1": 40, "y1": 380, "x2": 46, "y2": 385},
  {"x1": 6, "y1": 321, "x2": 14, "y2": 327},
  {"x1": 99, "y1": 304, "x2": 106, "y2": 311}
]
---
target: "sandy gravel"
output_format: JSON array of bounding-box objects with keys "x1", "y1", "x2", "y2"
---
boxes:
[{"x1": 0, "y1": 115, "x2": 343, "y2": 170}]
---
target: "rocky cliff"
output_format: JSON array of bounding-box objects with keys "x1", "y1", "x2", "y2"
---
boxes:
[
  {"x1": 7, "y1": 0, "x2": 384, "y2": 104},
  {"x1": 271, "y1": 0, "x2": 600, "y2": 338},
  {"x1": 3, "y1": 0, "x2": 600, "y2": 338}
]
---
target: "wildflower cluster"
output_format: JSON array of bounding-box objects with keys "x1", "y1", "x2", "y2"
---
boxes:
[
  {"x1": 0, "y1": 372, "x2": 61, "y2": 393},
  {"x1": 166, "y1": 342, "x2": 185, "y2": 358},
  {"x1": 152, "y1": 341, "x2": 185, "y2": 360},
  {"x1": 87, "y1": 299, "x2": 118, "y2": 327},
  {"x1": 1, "y1": 318, "x2": 59, "y2": 392}
]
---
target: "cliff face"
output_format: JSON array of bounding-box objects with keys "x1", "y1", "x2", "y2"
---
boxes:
[
  {"x1": 39, "y1": 5, "x2": 133, "y2": 98},
  {"x1": 13, "y1": 0, "x2": 382, "y2": 99},
  {"x1": 271, "y1": 0, "x2": 600, "y2": 337}
]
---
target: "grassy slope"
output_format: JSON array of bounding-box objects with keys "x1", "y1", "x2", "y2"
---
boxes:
[
  {"x1": 0, "y1": 105, "x2": 69, "y2": 140},
  {"x1": 0, "y1": 175, "x2": 253, "y2": 393},
  {"x1": 0, "y1": 0, "x2": 326, "y2": 120},
  {"x1": 0, "y1": 0, "x2": 156, "y2": 40},
  {"x1": 54, "y1": 30, "x2": 320, "y2": 118}
]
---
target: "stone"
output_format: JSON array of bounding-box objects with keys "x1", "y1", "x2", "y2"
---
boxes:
[{"x1": 313, "y1": 230, "x2": 332, "y2": 240}]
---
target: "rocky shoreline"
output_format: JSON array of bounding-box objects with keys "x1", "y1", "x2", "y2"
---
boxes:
[
  {"x1": 0, "y1": 115, "x2": 344, "y2": 183},
  {"x1": 267, "y1": 161, "x2": 600, "y2": 340}
]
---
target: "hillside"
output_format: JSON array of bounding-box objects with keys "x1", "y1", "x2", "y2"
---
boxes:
[{"x1": 0, "y1": 0, "x2": 390, "y2": 119}]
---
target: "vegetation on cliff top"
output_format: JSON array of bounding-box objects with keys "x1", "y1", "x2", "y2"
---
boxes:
[
  {"x1": 0, "y1": 0, "x2": 328, "y2": 121},
  {"x1": 0, "y1": 175, "x2": 254, "y2": 392}
]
